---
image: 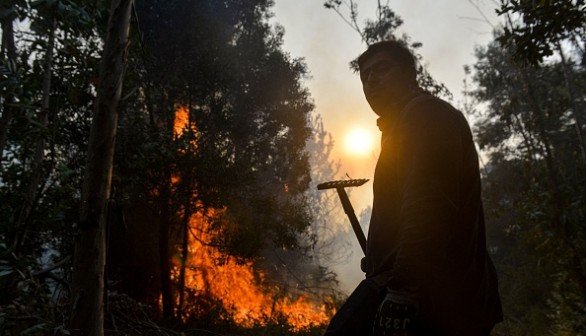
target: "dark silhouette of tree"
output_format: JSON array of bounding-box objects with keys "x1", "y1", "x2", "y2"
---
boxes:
[
  {"x1": 108, "y1": 0, "x2": 337, "y2": 326},
  {"x1": 497, "y1": 0, "x2": 586, "y2": 164},
  {"x1": 470, "y1": 32, "x2": 586, "y2": 335},
  {"x1": 497, "y1": 0, "x2": 586, "y2": 66},
  {"x1": 323, "y1": 0, "x2": 451, "y2": 99},
  {"x1": 0, "y1": 0, "x2": 341, "y2": 334},
  {"x1": 69, "y1": 1, "x2": 133, "y2": 335}
]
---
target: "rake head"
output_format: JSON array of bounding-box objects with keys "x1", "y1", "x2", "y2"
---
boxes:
[{"x1": 317, "y1": 178, "x2": 369, "y2": 190}]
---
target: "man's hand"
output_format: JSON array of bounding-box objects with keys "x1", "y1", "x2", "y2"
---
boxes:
[{"x1": 372, "y1": 289, "x2": 419, "y2": 336}]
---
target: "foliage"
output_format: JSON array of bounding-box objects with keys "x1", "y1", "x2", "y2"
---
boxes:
[
  {"x1": 0, "y1": 0, "x2": 341, "y2": 334},
  {"x1": 469, "y1": 28, "x2": 586, "y2": 335},
  {"x1": 323, "y1": 0, "x2": 452, "y2": 99},
  {"x1": 304, "y1": 114, "x2": 353, "y2": 267},
  {"x1": 496, "y1": 0, "x2": 586, "y2": 65},
  {"x1": 0, "y1": 243, "x2": 71, "y2": 335},
  {"x1": 125, "y1": 0, "x2": 314, "y2": 256},
  {"x1": 1, "y1": 0, "x2": 103, "y2": 242},
  {"x1": 113, "y1": 0, "x2": 340, "y2": 325},
  {"x1": 1, "y1": 1, "x2": 107, "y2": 333}
]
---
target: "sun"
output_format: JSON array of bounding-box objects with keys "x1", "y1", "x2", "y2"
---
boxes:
[{"x1": 345, "y1": 128, "x2": 374, "y2": 156}]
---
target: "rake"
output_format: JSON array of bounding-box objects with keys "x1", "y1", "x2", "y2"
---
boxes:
[{"x1": 317, "y1": 178, "x2": 369, "y2": 254}]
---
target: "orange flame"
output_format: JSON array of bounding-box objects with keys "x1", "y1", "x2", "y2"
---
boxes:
[
  {"x1": 174, "y1": 105, "x2": 190, "y2": 136},
  {"x1": 171, "y1": 106, "x2": 334, "y2": 330},
  {"x1": 176, "y1": 209, "x2": 332, "y2": 330}
]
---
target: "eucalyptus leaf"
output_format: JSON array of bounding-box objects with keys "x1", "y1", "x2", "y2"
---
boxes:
[{"x1": 21, "y1": 323, "x2": 48, "y2": 335}]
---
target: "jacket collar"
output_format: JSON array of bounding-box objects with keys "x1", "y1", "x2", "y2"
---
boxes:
[{"x1": 376, "y1": 87, "x2": 427, "y2": 133}]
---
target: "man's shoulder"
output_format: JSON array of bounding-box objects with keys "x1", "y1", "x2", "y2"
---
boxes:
[
  {"x1": 399, "y1": 94, "x2": 470, "y2": 136},
  {"x1": 404, "y1": 93, "x2": 465, "y2": 122},
  {"x1": 405, "y1": 93, "x2": 457, "y2": 113}
]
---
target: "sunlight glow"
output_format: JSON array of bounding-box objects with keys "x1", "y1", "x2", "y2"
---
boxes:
[{"x1": 345, "y1": 128, "x2": 374, "y2": 156}]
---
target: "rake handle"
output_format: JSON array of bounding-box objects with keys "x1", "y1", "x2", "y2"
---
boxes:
[{"x1": 335, "y1": 187, "x2": 367, "y2": 255}]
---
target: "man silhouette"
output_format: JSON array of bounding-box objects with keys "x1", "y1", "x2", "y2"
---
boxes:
[{"x1": 324, "y1": 40, "x2": 503, "y2": 335}]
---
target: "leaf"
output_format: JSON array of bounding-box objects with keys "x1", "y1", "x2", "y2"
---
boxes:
[
  {"x1": 54, "y1": 325, "x2": 71, "y2": 335},
  {"x1": 21, "y1": 323, "x2": 48, "y2": 335}
]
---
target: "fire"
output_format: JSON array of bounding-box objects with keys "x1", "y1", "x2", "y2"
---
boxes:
[
  {"x1": 171, "y1": 106, "x2": 334, "y2": 330},
  {"x1": 173, "y1": 105, "x2": 190, "y2": 136},
  {"x1": 176, "y1": 208, "x2": 332, "y2": 330}
]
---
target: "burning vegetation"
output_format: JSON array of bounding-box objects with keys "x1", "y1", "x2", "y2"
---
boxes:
[
  {"x1": 172, "y1": 208, "x2": 334, "y2": 331},
  {"x1": 167, "y1": 107, "x2": 337, "y2": 332},
  {"x1": 0, "y1": 1, "x2": 348, "y2": 335}
]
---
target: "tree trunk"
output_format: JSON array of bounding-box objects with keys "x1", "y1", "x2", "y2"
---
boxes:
[
  {"x1": 69, "y1": 1, "x2": 133, "y2": 335},
  {"x1": 555, "y1": 40, "x2": 586, "y2": 166},
  {"x1": 159, "y1": 179, "x2": 174, "y2": 321},
  {"x1": 13, "y1": 18, "x2": 56, "y2": 252},
  {"x1": 177, "y1": 204, "x2": 192, "y2": 317},
  {"x1": 0, "y1": 10, "x2": 18, "y2": 173},
  {"x1": 0, "y1": 9, "x2": 17, "y2": 60}
]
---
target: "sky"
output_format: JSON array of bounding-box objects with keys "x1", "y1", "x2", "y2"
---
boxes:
[{"x1": 271, "y1": 0, "x2": 502, "y2": 292}]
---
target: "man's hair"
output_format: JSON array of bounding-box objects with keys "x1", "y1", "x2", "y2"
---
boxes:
[{"x1": 357, "y1": 40, "x2": 417, "y2": 81}]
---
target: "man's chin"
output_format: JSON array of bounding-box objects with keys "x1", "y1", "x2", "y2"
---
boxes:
[{"x1": 368, "y1": 101, "x2": 390, "y2": 116}]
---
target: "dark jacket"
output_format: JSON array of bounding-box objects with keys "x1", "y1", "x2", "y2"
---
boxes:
[{"x1": 365, "y1": 90, "x2": 503, "y2": 333}]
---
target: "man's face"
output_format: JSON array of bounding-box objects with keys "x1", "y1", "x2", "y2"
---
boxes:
[{"x1": 359, "y1": 51, "x2": 408, "y2": 116}]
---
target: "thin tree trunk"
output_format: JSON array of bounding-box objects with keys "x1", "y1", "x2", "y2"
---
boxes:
[
  {"x1": 177, "y1": 204, "x2": 192, "y2": 317},
  {"x1": 158, "y1": 97, "x2": 180, "y2": 321},
  {"x1": 0, "y1": 11, "x2": 18, "y2": 172},
  {"x1": 177, "y1": 101, "x2": 193, "y2": 318},
  {"x1": 13, "y1": 18, "x2": 56, "y2": 252},
  {"x1": 1, "y1": 9, "x2": 17, "y2": 60},
  {"x1": 70, "y1": 1, "x2": 132, "y2": 335},
  {"x1": 159, "y1": 179, "x2": 174, "y2": 321},
  {"x1": 555, "y1": 40, "x2": 586, "y2": 166}
]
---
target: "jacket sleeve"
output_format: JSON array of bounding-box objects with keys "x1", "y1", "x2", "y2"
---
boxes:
[{"x1": 389, "y1": 100, "x2": 464, "y2": 290}]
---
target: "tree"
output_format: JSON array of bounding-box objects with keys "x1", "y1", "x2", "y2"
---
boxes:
[
  {"x1": 323, "y1": 0, "x2": 451, "y2": 99},
  {"x1": 0, "y1": 0, "x2": 25, "y2": 169},
  {"x1": 69, "y1": 1, "x2": 133, "y2": 335},
  {"x1": 13, "y1": 1, "x2": 57, "y2": 253},
  {"x1": 469, "y1": 32, "x2": 586, "y2": 335},
  {"x1": 106, "y1": 0, "x2": 335, "y2": 327},
  {"x1": 1, "y1": 0, "x2": 116, "y2": 334},
  {"x1": 497, "y1": 0, "x2": 586, "y2": 66},
  {"x1": 305, "y1": 114, "x2": 350, "y2": 268},
  {"x1": 0, "y1": 0, "x2": 342, "y2": 333},
  {"x1": 497, "y1": 0, "x2": 586, "y2": 164}
]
